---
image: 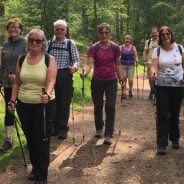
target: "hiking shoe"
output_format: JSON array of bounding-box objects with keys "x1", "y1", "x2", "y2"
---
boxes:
[
  {"x1": 58, "y1": 130, "x2": 68, "y2": 139},
  {"x1": 156, "y1": 146, "x2": 166, "y2": 155},
  {"x1": 0, "y1": 140, "x2": 12, "y2": 152},
  {"x1": 172, "y1": 141, "x2": 180, "y2": 149},
  {"x1": 103, "y1": 136, "x2": 112, "y2": 145},
  {"x1": 129, "y1": 90, "x2": 133, "y2": 98},
  {"x1": 95, "y1": 130, "x2": 103, "y2": 138}
]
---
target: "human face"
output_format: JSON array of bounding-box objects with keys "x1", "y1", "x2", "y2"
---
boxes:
[
  {"x1": 7, "y1": 23, "x2": 21, "y2": 40},
  {"x1": 160, "y1": 29, "x2": 171, "y2": 44},
  {"x1": 28, "y1": 33, "x2": 43, "y2": 52},
  {"x1": 98, "y1": 28, "x2": 110, "y2": 43},
  {"x1": 151, "y1": 29, "x2": 158, "y2": 40},
  {"x1": 124, "y1": 37, "x2": 131, "y2": 46},
  {"x1": 54, "y1": 24, "x2": 66, "y2": 41}
]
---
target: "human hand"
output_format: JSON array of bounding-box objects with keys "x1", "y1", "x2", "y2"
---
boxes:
[
  {"x1": 41, "y1": 88, "x2": 50, "y2": 104},
  {"x1": 151, "y1": 72, "x2": 157, "y2": 80},
  {"x1": 69, "y1": 67, "x2": 77, "y2": 74},
  {"x1": 8, "y1": 101, "x2": 15, "y2": 113},
  {"x1": 80, "y1": 69, "x2": 87, "y2": 79}
]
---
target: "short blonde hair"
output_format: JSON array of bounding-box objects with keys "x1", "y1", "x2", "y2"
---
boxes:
[{"x1": 6, "y1": 18, "x2": 23, "y2": 33}]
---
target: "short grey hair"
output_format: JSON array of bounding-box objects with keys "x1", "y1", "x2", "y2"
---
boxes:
[
  {"x1": 53, "y1": 19, "x2": 67, "y2": 28},
  {"x1": 27, "y1": 29, "x2": 48, "y2": 53}
]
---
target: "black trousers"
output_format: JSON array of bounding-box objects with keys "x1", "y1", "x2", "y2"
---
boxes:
[
  {"x1": 54, "y1": 69, "x2": 73, "y2": 132},
  {"x1": 91, "y1": 78, "x2": 117, "y2": 137},
  {"x1": 4, "y1": 87, "x2": 14, "y2": 126},
  {"x1": 16, "y1": 99, "x2": 55, "y2": 181},
  {"x1": 156, "y1": 86, "x2": 184, "y2": 147}
]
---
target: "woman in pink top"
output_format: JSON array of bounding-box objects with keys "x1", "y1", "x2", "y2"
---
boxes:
[{"x1": 81, "y1": 23, "x2": 124, "y2": 145}]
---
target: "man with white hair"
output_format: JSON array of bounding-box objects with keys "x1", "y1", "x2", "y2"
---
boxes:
[{"x1": 48, "y1": 19, "x2": 80, "y2": 139}]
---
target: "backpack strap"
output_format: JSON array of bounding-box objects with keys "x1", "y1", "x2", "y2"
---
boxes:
[
  {"x1": 147, "y1": 39, "x2": 151, "y2": 53},
  {"x1": 93, "y1": 41, "x2": 117, "y2": 61},
  {"x1": 157, "y1": 46, "x2": 160, "y2": 58},
  {"x1": 67, "y1": 39, "x2": 72, "y2": 65},
  {"x1": 19, "y1": 54, "x2": 26, "y2": 69},
  {"x1": 177, "y1": 44, "x2": 182, "y2": 56},
  {"x1": 47, "y1": 39, "x2": 54, "y2": 54},
  {"x1": 45, "y1": 53, "x2": 50, "y2": 67},
  {"x1": 19, "y1": 54, "x2": 50, "y2": 69}
]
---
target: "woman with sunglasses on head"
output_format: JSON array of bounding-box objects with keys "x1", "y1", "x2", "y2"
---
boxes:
[
  {"x1": 151, "y1": 26, "x2": 184, "y2": 155},
  {"x1": 8, "y1": 29, "x2": 57, "y2": 184},
  {"x1": 0, "y1": 18, "x2": 26, "y2": 153}
]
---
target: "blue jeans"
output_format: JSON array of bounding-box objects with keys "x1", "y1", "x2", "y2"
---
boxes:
[
  {"x1": 156, "y1": 86, "x2": 184, "y2": 147},
  {"x1": 91, "y1": 78, "x2": 117, "y2": 137}
]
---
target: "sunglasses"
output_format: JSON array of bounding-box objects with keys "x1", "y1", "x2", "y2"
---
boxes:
[
  {"x1": 28, "y1": 38, "x2": 43, "y2": 44},
  {"x1": 99, "y1": 31, "x2": 109, "y2": 35},
  {"x1": 161, "y1": 32, "x2": 170, "y2": 37}
]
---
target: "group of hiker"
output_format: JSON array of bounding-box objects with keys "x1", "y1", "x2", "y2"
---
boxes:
[{"x1": 0, "y1": 17, "x2": 184, "y2": 183}]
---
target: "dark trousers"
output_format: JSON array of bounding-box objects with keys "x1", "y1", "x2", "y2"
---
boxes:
[
  {"x1": 4, "y1": 87, "x2": 14, "y2": 126},
  {"x1": 16, "y1": 100, "x2": 55, "y2": 181},
  {"x1": 54, "y1": 69, "x2": 73, "y2": 132},
  {"x1": 91, "y1": 78, "x2": 117, "y2": 137},
  {"x1": 156, "y1": 86, "x2": 184, "y2": 147}
]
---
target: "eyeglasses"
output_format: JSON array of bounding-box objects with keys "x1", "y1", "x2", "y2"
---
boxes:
[
  {"x1": 28, "y1": 38, "x2": 43, "y2": 44},
  {"x1": 99, "y1": 31, "x2": 109, "y2": 35},
  {"x1": 161, "y1": 32, "x2": 170, "y2": 37},
  {"x1": 8, "y1": 26, "x2": 20, "y2": 30},
  {"x1": 55, "y1": 28, "x2": 65, "y2": 31}
]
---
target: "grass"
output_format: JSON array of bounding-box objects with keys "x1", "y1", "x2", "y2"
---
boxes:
[{"x1": 0, "y1": 65, "x2": 143, "y2": 167}]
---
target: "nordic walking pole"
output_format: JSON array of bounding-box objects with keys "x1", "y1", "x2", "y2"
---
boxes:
[
  {"x1": 142, "y1": 63, "x2": 146, "y2": 98},
  {"x1": 1, "y1": 88, "x2": 27, "y2": 168},
  {"x1": 71, "y1": 86, "x2": 75, "y2": 144},
  {"x1": 14, "y1": 116, "x2": 27, "y2": 168},
  {"x1": 42, "y1": 88, "x2": 48, "y2": 142},
  {"x1": 81, "y1": 69, "x2": 85, "y2": 141},
  {"x1": 135, "y1": 63, "x2": 139, "y2": 99}
]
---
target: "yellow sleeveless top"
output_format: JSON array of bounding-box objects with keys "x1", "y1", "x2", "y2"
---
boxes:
[{"x1": 18, "y1": 55, "x2": 54, "y2": 103}]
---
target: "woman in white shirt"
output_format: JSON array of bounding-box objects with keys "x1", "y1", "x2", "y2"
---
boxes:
[{"x1": 151, "y1": 26, "x2": 184, "y2": 155}]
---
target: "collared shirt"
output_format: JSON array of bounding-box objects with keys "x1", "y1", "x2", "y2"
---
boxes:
[{"x1": 48, "y1": 37, "x2": 80, "y2": 69}]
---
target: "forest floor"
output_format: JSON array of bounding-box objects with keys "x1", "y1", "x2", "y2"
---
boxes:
[{"x1": 1, "y1": 73, "x2": 184, "y2": 184}]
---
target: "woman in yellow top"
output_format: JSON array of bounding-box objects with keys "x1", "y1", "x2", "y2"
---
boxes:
[{"x1": 9, "y1": 29, "x2": 57, "y2": 184}]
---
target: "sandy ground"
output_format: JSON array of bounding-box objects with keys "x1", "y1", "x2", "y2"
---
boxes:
[{"x1": 1, "y1": 73, "x2": 184, "y2": 184}]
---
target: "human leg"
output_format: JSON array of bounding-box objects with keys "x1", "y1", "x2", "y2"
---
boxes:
[
  {"x1": 0, "y1": 87, "x2": 14, "y2": 152},
  {"x1": 91, "y1": 78, "x2": 105, "y2": 135},
  {"x1": 127, "y1": 65, "x2": 135, "y2": 97},
  {"x1": 55, "y1": 70, "x2": 73, "y2": 139},
  {"x1": 168, "y1": 87, "x2": 184, "y2": 147},
  {"x1": 156, "y1": 86, "x2": 170, "y2": 148},
  {"x1": 104, "y1": 79, "x2": 117, "y2": 138}
]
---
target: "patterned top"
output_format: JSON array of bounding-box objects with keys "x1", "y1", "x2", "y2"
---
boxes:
[
  {"x1": 48, "y1": 38, "x2": 80, "y2": 69},
  {"x1": 120, "y1": 45, "x2": 135, "y2": 65},
  {"x1": 0, "y1": 36, "x2": 26, "y2": 87},
  {"x1": 152, "y1": 43, "x2": 184, "y2": 87}
]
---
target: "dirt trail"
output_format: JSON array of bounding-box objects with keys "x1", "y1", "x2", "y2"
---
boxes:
[{"x1": 1, "y1": 74, "x2": 184, "y2": 184}]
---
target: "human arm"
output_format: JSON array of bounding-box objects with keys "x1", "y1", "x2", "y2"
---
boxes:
[
  {"x1": 143, "y1": 40, "x2": 149, "y2": 63},
  {"x1": 115, "y1": 56, "x2": 124, "y2": 82},
  {"x1": 80, "y1": 56, "x2": 94, "y2": 78},
  {"x1": 69, "y1": 41, "x2": 80, "y2": 74},
  {"x1": 151, "y1": 48, "x2": 159, "y2": 80},
  {"x1": 41, "y1": 55, "x2": 57, "y2": 103}
]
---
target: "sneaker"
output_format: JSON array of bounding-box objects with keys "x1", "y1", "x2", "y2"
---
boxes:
[
  {"x1": 95, "y1": 130, "x2": 103, "y2": 138},
  {"x1": 172, "y1": 141, "x2": 180, "y2": 149},
  {"x1": 0, "y1": 140, "x2": 12, "y2": 152},
  {"x1": 58, "y1": 130, "x2": 68, "y2": 139},
  {"x1": 156, "y1": 146, "x2": 166, "y2": 155},
  {"x1": 103, "y1": 136, "x2": 112, "y2": 145},
  {"x1": 129, "y1": 90, "x2": 133, "y2": 98},
  {"x1": 28, "y1": 169, "x2": 35, "y2": 181}
]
